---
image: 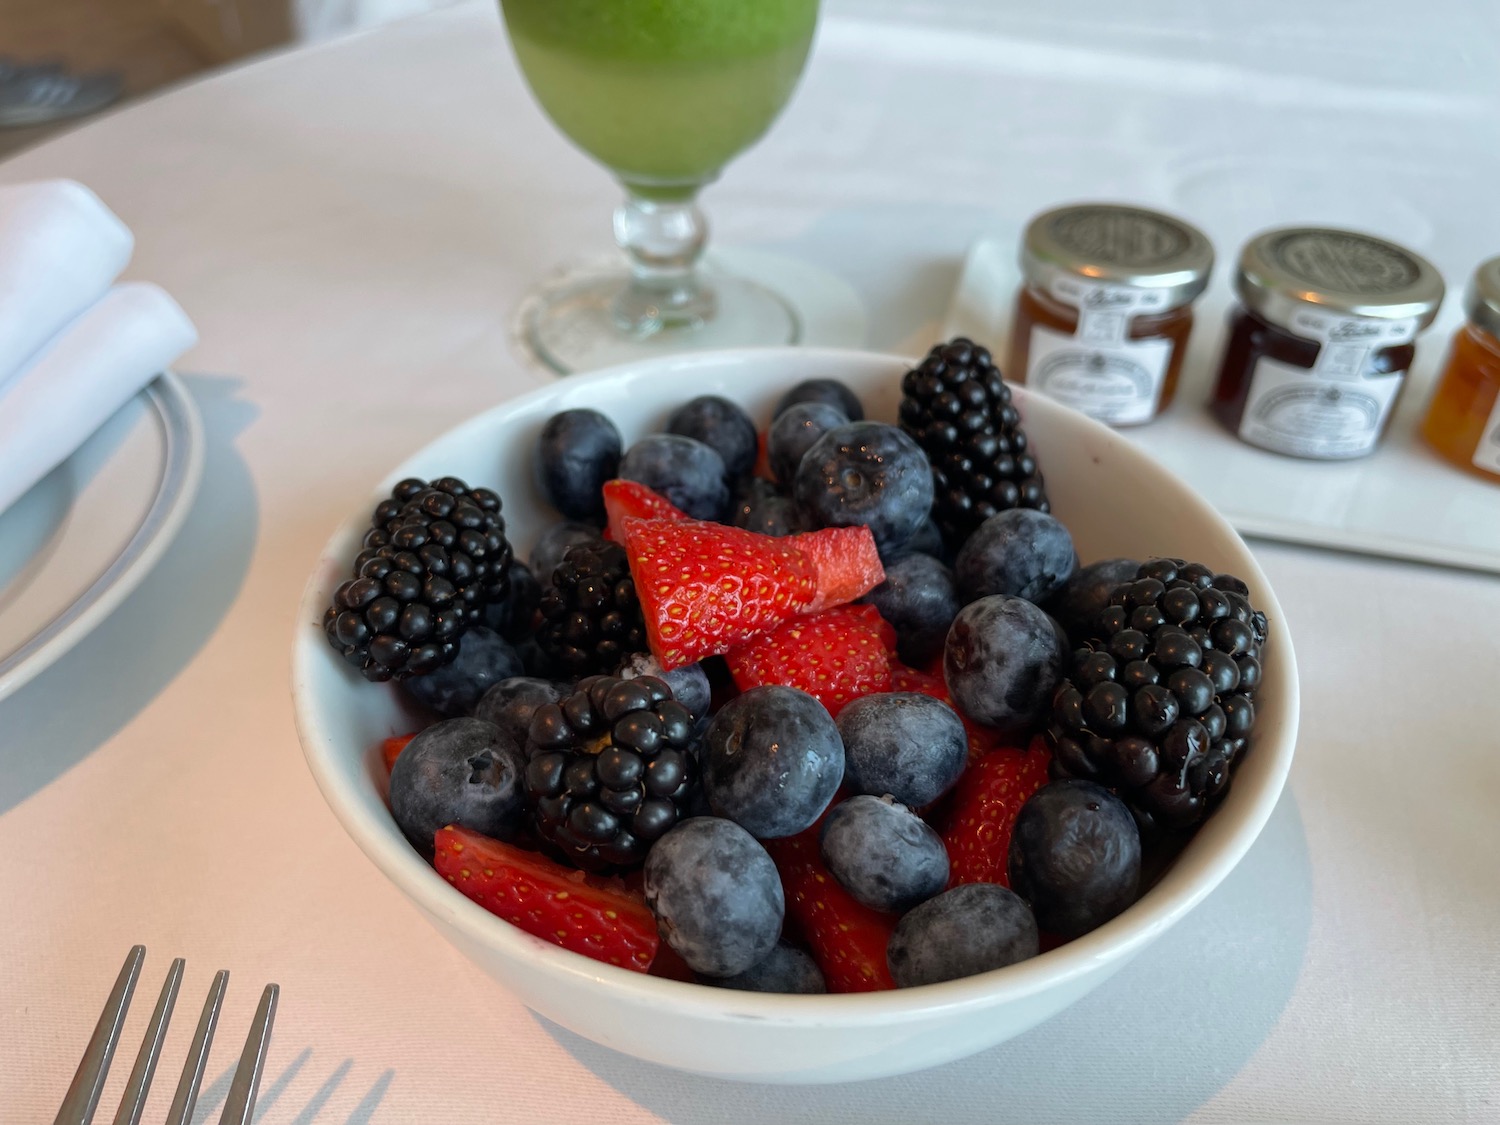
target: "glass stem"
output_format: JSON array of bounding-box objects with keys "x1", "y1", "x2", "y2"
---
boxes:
[{"x1": 612, "y1": 191, "x2": 716, "y2": 336}]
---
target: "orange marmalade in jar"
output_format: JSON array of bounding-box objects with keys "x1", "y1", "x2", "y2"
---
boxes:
[
  {"x1": 1421, "y1": 256, "x2": 1500, "y2": 483},
  {"x1": 1009, "y1": 203, "x2": 1213, "y2": 427},
  {"x1": 1212, "y1": 227, "x2": 1444, "y2": 460}
]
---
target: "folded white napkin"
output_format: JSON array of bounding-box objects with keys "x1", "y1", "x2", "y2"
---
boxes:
[
  {"x1": 0, "y1": 180, "x2": 133, "y2": 378},
  {"x1": 0, "y1": 181, "x2": 197, "y2": 516}
]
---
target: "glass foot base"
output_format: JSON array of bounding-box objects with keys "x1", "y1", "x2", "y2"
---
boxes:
[{"x1": 517, "y1": 263, "x2": 802, "y2": 375}]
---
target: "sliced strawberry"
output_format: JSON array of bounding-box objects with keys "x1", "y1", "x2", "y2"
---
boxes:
[
  {"x1": 753, "y1": 429, "x2": 775, "y2": 482},
  {"x1": 380, "y1": 733, "x2": 417, "y2": 774},
  {"x1": 602, "y1": 479, "x2": 688, "y2": 542},
  {"x1": 726, "y1": 604, "x2": 893, "y2": 718},
  {"x1": 941, "y1": 737, "x2": 1052, "y2": 889},
  {"x1": 647, "y1": 940, "x2": 697, "y2": 983},
  {"x1": 766, "y1": 821, "x2": 897, "y2": 993},
  {"x1": 889, "y1": 663, "x2": 944, "y2": 695},
  {"x1": 622, "y1": 516, "x2": 817, "y2": 669},
  {"x1": 891, "y1": 663, "x2": 1007, "y2": 764},
  {"x1": 791, "y1": 526, "x2": 886, "y2": 612},
  {"x1": 433, "y1": 825, "x2": 659, "y2": 972}
]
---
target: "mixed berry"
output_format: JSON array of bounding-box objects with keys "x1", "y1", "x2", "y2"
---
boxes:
[{"x1": 322, "y1": 338, "x2": 1271, "y2": 993}]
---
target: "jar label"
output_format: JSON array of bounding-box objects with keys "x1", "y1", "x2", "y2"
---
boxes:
[
  {"x1": 1027, "y1": 323, "x2": 1174, "y2": 425},
  {"x1": 1473, "y1": 392, "x2": 1500, "y2": 474},
  {"x1": 1047, "y1": 278, "x2": 1172, "y2": 346},
  {"x1": 1237, "y1": 356, "x2": 1404, "y2": 458},
  {"x1": 1284, "y1": 310, "x2": 1420, "y2": 379}
]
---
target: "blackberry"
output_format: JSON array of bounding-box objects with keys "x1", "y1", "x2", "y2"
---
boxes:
[
  {"x1": 324, "y1": 477, "x2": 513, "y2": 682},
  {"x1": 898, "y1": 338, "x2": 1048, "y2": 552},
  {"x1": 535, "y1": 540, "x2": 646, "y2": 676},
  {"x1": 1045, "y1": 559, "x2": 1269, "y2": 832},
  {"x1": 525, "y1": 675, "x2": 701, "y2": 870}
]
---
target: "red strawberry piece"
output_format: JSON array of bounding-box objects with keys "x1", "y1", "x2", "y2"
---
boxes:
[
  {"x1": 753, "y1": 430, "x2": 775, "y2": 482},
  {"x1": 433, "y1": 825, "x2": 659, "y2": 973},
  {"x1": 622, "y1": 516, "x2": 817, "y2": 669},
  {"x1": 889, "y1": 663, "x2": 944, "y2": 695},
  {"x1": 765, "y1": 821, "x2": 897, "y2": 993},
  {"x1": 602, "y1": 479, "x2": 688, "y2": 542},
  {"x1": 726, "y1": 604, "x2": 893, "y2": 718},
  {"x1": 380, "y1": 732, "x2": 416, "y2": 774},
  {"x1": 647, "y1": 940, "x2": 698, "y2": 982},
  {"x1": 791, "y1": 526, "x2": 886, "y2": 613},
  {"x1": 890, "y1": 663, "x2": 1008, "y2": 764},
  {"x1": 941, "y1": 737, "x2": 1052, "y2": 889}
]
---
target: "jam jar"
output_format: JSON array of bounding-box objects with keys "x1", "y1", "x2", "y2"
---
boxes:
[
  {"x1": 1008, "y1": 203, "x2": 1213, "y2": 426},
  {"x1": 1212, "y1": 227, "x2": 1444, "y2": 460},
  {"x1": 1421, "y1": 256, "x2": 1500, "y2": 483}
]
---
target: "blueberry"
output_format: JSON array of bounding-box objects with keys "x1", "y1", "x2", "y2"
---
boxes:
[
  {"x1": 793, "y1": 422, "x2": 935, "y2": 557},
  {"x1": 473, "y1": 676, "x2": 568, "y2": 749},
  {"x1": 529, "y1": 521, "x2": 602, "y2": 585},
  {"x1": 643, "y1": 816, "x2": 784, "y2": 977},
  {"x1": 515, "y1": 636, "x2": 562, "y2": 680},
  {"x1": 620, "y1": 434, "x2": 731, "y2": 522},
  {"x1": 820, "y1": 795, "x2": 948, "y2": 913},
  {"x1": 944, "y1": 595, "x2": 1067, "y2": 736},
  {"x1": 402, "y1": 628, "x2": 523, "y2": 717},
  {"x1": 767, "y1": 401, "x2": 849, "y2": 486},
  {"x1": 701, "y1": 942, "x2": 826, "y2": 994},
  {"x1": 618, "y1": 651, "x2": 712, "y2": 720},
  {"x1": 702, "y1": 685, "x2": 844, "y2": 839},
  {"x1": 836, "y1": 692, "x2": 967, "y2": 809},
  {"x1": 774, "y1": 378, "x2": 864, "y2": 422},
  {"x1": 1045, "y1": 557, "x2": 1141, "y2": 644},
  {"x1": 880, "y1": 515, "x2": 947, "y2": 566},
  {"x1": 886, "y1": 884, "x2": 1039, "y2": 988},
  {"x1": 389, "y1": 718, "x2": 528, "y2": 856},
  {"x1": 483, "y1": 559, "x2": 542, "y2": 642},
  {"x1": 535, "y1": 408, "x2": 621, "y2": 523},
  {"x1": 666, "y1": 395, "x2": 758, "y2": 480},
  {"x1": 732, "y1": 477, "x2": 805, "y2": 537},
  {"x1": 860, "y1": 553, "x2": 961, "y2": 667},
  {"x1": 1008, "y1": 780, "x2": 1141, "y2": 938},
  {"x1": 955, "y1": 509, "x2": 1077, "y2": 605}
]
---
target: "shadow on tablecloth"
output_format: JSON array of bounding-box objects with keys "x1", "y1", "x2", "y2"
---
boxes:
[
  {"x1": 180, "y1": 1047, "x2": 394, "y2": 1125},
  {"x1": 0, "y1": 374, "x2": 259, "y2": 815},
  {"x1": 538, "y1": 791, "x2": 1313, "y2": 1125}
]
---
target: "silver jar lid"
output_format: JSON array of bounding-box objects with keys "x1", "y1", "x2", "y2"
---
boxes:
[
  {"x1": 1236, "y1": 226, "x2": 1445, "y2": 331},
  {"x1": 1021, "y1": 203, "x2": 1214, "y2": 309},
  {"x1": 1466, "y1": 255, "x2": 1500, "y2": 340}
]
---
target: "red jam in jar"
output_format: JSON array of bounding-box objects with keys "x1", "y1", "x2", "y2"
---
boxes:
[
  {"x1": 1008, "y1": 203, "x2": 1213, "y2": 427},
  {"x1": 1421, "y1": 256, "x2": 1500, "y2": 483},
  {"x1": 1212, "y1": 227, "x2": 1444, "y2": 460}
]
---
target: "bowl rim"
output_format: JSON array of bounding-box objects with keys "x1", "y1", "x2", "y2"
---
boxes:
[{"x1": 291, "y1": 345, "x2": 1299, "y2": 1024}]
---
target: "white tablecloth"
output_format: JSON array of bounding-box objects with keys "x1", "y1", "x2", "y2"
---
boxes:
[{"x1": 2, "y1": 3, "x2": 1498, "y2": 1121}]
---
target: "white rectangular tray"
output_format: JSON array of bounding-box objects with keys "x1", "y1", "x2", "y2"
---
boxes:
[{"x1": 944, "y1": 238, "x2": 1500, "y2": 574}]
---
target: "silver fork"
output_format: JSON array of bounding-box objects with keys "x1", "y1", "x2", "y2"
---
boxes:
[{"x1": 54, "y1": 946, "x2": 279, "y2": 1125}]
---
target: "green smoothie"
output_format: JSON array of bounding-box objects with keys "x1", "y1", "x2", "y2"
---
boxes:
[{"x1": 501, "y1": 0, "x2": 819, "y2": 195}]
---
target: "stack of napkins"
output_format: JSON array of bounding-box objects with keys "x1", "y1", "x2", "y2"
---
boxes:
[{"x1": 0, "y1": 180, "x2": 198, "y2": 515}]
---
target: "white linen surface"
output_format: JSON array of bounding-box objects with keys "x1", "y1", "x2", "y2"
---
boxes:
[{"x1": 0, "y1": 3, "x2": 1496, "y2": 1123}]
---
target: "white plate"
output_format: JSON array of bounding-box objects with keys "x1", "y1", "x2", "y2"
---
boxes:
[
  {"x1": 945, "y1": 237, "x2": 1500, "y2": 574},
  {"x1": 0, "y1": 373, "x2": 204, "y2": 702}
]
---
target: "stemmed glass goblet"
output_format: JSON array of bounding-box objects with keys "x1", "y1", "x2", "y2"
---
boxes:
[{"x1": 501, "y1": 0, "x2": 820, "y2": 374}]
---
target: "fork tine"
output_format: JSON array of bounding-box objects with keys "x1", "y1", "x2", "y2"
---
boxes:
[
  {"x1": 161, "y1": 969, "x2": 227, "y2": 1125},
  {"x1": 109, "y1": 957, "x2": 183, "y2": 1125},
  {"x1": 216, "y1": 984, "x2": 279, "y2": 1125},
  {"x1": 54, "y1": 945, "x2": 145, "y2": 1125}
]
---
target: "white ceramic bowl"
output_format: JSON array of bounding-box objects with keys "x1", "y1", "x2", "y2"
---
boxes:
[{"x1": 292, "y1": 348, "x2": 1299, "y2": 1085}]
